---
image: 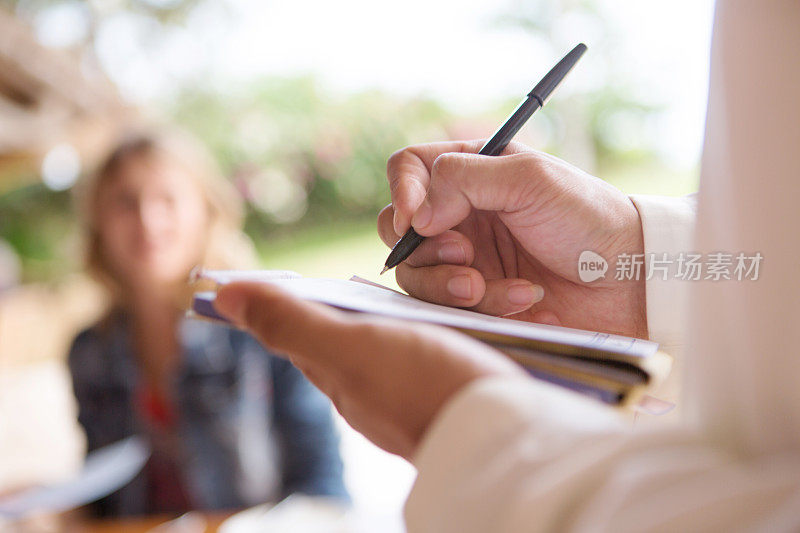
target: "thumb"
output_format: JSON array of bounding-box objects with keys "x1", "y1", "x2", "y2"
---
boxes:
[
  {"x1": 214, "y1": 281, "x2": 348, "y2": 359},
  {"x1": 410, "y1": 151, "x2": 546, "y2": 237}
]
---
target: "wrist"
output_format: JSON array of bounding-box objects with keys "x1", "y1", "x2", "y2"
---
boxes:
[
  {"x1": 595, "y1": 196, "x2": 646, "y2": 284},
  {"x1": 592, "y1": 196, "x2": 648, "y2": 338}
]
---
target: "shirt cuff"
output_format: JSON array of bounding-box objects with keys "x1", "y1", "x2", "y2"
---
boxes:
[
  {"x1": 629, "y1": 194, "x2": 696, "y2": 350},
  {"x1": 405, "y1": 376, "x2": 623, "y2": 532}
]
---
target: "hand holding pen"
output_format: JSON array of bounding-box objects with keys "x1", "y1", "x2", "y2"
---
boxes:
[
  {"x1": 376, "y1": 44, "x2": 650, "y2": 338},
  {"x1": 382, "y1": 43, "x2": 588, "y2": 274}
]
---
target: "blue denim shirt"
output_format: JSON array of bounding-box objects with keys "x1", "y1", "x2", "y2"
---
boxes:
[{"x1": 68, "y1": 311, "x2": 348, "y2": 516}]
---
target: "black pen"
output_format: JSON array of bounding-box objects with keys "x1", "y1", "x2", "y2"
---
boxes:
[{"x1": 381, "y1": 43, "x2": 587, "y2": 275}]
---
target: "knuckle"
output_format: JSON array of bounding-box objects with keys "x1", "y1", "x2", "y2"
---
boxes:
[
  {"x1": 387, "y1": 144, "x2": 425, "y2": 173},
  {"x1": 506, "y1": 156, "x2": 537, "y2": 185},
  {"x1": 502, "y1": 152, "x2": 549, "y2": 204},
  {"x1": 467, "y1": 139, "x2": 488, "y2": 152},
  {"x1": 507, "y1": 150, "x2": 560, "y2": 188},
  {"x1": 386, "y1": 147, "x2": 407, "y2": 172},
  {"x1": 508, "y1": 150, "x2": 541, "y2": 169},
  {"x1": 430, "y1": 152, "x2": 462, "y2": 181},
  {"x1": 505, "y1": 140, "x2": 533, "y2": 155}
]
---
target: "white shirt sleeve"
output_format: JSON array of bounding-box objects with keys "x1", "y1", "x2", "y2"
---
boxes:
[
  {"x1": 407, "y1": 377, "x2": 800, "y2": 533},
  {"x1": 629, "y1": 194, "x2": 696, "y2": 408},
  {"x1": 628, "y1": 194, "x2": 696, "y2": 350},
  {"x1": 405, "y1": 1, "x2": 800, "y2": 531}
]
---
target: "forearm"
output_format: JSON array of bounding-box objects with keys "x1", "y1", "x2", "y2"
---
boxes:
[
  {"x1": 406, "y1": 377, "x2": 623, "y2": 532},
  {"x1": 406, "y1": 376, "x2": 799, "y2": 533}
]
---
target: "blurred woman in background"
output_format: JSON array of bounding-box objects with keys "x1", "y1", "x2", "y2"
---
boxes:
[{"x1": 68, "y1": 130, "x2": 347, "y2": 516}]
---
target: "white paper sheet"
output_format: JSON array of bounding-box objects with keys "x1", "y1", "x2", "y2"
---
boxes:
[
  {"x1": 194, "y1": 270, "x2": 658, "y2": 360},
  {"x1": 0, "y1": 436, "x2": 149, "y2": 520}
]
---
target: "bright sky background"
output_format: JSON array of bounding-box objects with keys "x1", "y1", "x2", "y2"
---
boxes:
[{"x1": 35, "y1": 0, "x2": 715, "y2": 169}]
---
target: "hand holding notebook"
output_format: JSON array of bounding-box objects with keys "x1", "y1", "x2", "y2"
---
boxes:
[
  {"x1": 199, "y1": 274, "x2": 525, "y2": 460},
  {"x1": 189, "y1": 271, "x2": 671, "y2": 459},
  {"x1": 190, "y1": 270, "x2": 671, "y2": 409}
]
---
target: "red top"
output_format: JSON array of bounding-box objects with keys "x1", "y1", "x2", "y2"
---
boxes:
[{"x1": 136, "y1": 386, "x2": 192, "y2": 513}]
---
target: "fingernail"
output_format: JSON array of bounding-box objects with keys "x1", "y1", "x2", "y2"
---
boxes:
[
  {"x1": 447, "y1": 275, "x2": 473, "y2": 300},
  {"x1": 507, "y1": 284, "x2": 544, "y2": 306},
  {"x1": 438, "y1": 241, "x2": 466, "y2": 264},
  {"x1": 411, "y1": 200, "x2": 433, "y2": 230},
  {"x1": 214, "y1": 287, "x2": 247, "y2": 324}
]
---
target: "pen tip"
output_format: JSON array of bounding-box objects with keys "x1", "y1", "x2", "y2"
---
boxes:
[{"x1": 380, "y1": 266, "x2": 390, "y2": 275}]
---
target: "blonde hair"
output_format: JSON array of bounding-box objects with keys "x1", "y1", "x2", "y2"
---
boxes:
[{"x1": 76, "y1": 129, "x2": 257, "y2": 307}]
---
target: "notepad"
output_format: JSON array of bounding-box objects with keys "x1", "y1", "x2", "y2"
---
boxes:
[{"x1": 188, "y1": 269, "x2": 671, "y2": 407}]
